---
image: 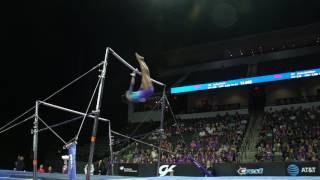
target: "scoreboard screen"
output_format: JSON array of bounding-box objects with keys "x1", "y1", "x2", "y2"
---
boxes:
[{"x1": 170, "y1": 67, "x2": 320, "y2": 94}]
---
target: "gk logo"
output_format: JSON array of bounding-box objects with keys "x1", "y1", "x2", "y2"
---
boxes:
[{"x1": 159, "y1": 165, "x2": 176, "y2": 176}]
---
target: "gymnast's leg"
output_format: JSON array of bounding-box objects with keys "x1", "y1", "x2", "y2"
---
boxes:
[{"x1": 135, "y1": 53, "x2": 152, "y2": 90}]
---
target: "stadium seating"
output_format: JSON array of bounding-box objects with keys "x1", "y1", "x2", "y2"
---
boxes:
[
  {"x1": 114, "y1": 113, "x2": 249, "y2": 169},
  {"x1": 256, "y1": 104, "x2": 320, "y2": 162}
]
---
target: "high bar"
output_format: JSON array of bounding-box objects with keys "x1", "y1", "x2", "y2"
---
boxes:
[
  {"x1": 38, "y1": 101, "x2": 110, "y2": 122},
  {"x1": 108, "y1": 48, "x2": 166, "y2": 87}
]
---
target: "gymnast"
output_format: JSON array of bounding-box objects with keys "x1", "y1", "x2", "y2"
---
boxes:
[{"x1": 125, "y1": 53, "x2": 154, "y2": 103}]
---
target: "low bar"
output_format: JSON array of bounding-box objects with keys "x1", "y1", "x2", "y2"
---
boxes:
[{"x1": 38, "y1": 101, "x2": 110, "y2": 122}]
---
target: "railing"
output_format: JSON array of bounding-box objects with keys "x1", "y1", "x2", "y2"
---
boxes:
[{"x1": 238, "y1": 111, "x2": 259, "y2": 162}]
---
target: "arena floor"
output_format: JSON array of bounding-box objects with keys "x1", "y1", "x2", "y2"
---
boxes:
[{"x1": 1, "y1": 170, "x2": 319, "y2": 180}]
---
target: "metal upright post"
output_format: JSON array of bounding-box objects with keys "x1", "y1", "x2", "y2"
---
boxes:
[
  {"x1": 86, "y1": 47, "x2": 109, "y2": 180},
  {"x1": 32, "y1": 101, "x2": 39, "y2": 180},
  {"x1": 108, "y1": 121, "x2": 114, "y2": 175},
  {"x1": 157, "y1": 86, "x2": 166, "y2": 176}
]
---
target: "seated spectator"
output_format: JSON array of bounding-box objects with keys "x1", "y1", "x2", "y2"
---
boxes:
[
  {"x1": 37, "y1": 164, "x2": 45, "y2": 173},
  {"x1": 47, "y1": 166, "x2": 53, "y2": 173},
  {"x1": 199, "y1": 129, "x2": 206, "y2": 137},
  {"x1": 95, "y1": 159, "x2": 106, "y2": 175},
  {"x1": 151, "y1": 148, "x2": 158, "y2": 162},
  {"x1": 14, "y1": 155, "x2": 25, "y2": 171},
  {"x1": 206, "y1": 124, "x2": 214, "y2": 135}
]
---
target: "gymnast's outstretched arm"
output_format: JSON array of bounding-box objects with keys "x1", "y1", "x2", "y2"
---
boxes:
[{"x1": 128, "y1": 70, "x2": 136, "y2": 92}]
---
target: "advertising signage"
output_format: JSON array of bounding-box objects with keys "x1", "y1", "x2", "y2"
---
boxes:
[
  {"x1": 286, "y1": 162, "x2": 319, "y2": 176},
  {"x1": 115, "y1": 163, "x2": 139, "y2": 176},
  {"x1": 235, "y1": 162, "x2": 285, "y2": 176},
  {"x1": 114, "y1": 162, "x2": 320, "y2": 177}
]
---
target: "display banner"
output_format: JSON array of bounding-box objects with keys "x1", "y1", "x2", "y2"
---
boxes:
[
  {"x1": 116, "y1": 163, "x2": 139, "y2": 176},
  {"x1": 235, "y1": 162, "x2": 285, "y2": 176},
  {"x1": 285, "y1": 162, "x2": 319, "y2": 176},
  {"x1": 114, "y1": 162, "x2": 320, "y2": 177}
]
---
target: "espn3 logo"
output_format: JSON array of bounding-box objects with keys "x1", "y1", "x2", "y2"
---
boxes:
[
  {"x1": 237, "y1": 167, "x2": 263, "y2": 175},
  {"x1": 158, "y1": 165, "x2": 176, "y2": 176}
]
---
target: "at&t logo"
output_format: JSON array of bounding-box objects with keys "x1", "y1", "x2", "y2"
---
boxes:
[{"x1": 287, "y1": 164, "x2": 299, "y2": 176}]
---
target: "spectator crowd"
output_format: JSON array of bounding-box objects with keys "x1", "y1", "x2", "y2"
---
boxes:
[
  {"x1": 115, "y1": 113, "x2": 248, "y2": 169},
  {"x1": 119, "y1": 104, "x2": 320, "y2": 167},
  {"x1": 256, "y1": 105, "x2": 320, "y2": 162}
]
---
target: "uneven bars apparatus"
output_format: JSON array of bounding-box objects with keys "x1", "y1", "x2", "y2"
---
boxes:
[
  {"x1": 85, "y1": 47, "x2": 165, "y2": 179},
  {"x1": 83, "y1": 47, "x2": 166, "y2": 179},
  {"x1": 31, "y1": 47, "x2": 165, "y2": 180}
]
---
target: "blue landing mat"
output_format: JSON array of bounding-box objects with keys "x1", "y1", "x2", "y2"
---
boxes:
[{"x1": 0, "y1": 170, "x2": 319, "y2": 180}]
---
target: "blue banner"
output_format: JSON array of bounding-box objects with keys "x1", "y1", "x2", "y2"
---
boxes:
[
  {"x1": 68, "y1": 143, "x2": 76, "y2": 180},
  {"x1": 171, "y1": 67, "x2": 320, "y2": 94}
]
